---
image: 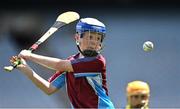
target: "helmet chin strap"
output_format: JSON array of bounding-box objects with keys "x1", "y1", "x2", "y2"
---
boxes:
[{"x1": 76, "y1": 41, "x2": 100, "y2": 57}]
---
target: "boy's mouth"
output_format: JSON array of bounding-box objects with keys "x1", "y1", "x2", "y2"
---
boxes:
[{"x1": 87, "y1": 47, "x2": 95, "y2": 50}]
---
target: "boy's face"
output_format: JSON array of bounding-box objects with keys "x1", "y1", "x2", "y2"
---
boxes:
[
  {"x1": 77, "y1": 31, "x2": 103, "y2": 52},
  {"x1": 128, "y1": 92, "x2": 150, "y2": 108}
]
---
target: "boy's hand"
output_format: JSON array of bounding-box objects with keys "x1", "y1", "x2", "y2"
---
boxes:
[
  {"x1": 18, "y1": 50, "x2": 32, "y2": 60},
  {"x1": 10, "y1": 56, "x2": 28, "y2": 69}
]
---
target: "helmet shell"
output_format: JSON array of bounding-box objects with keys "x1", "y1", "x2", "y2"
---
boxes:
[{"x1": 76, "y1": 18, "x2": 106, "y2": 34}]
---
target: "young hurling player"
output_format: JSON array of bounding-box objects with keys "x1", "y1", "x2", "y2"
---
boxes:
[{"x1": 10, "y1": 18, "x2": 115, "y2": 108}]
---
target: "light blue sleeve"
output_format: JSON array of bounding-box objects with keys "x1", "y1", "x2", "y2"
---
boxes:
[{"x1": 51, "y1": 73, "x2": 66, "y2": 89}]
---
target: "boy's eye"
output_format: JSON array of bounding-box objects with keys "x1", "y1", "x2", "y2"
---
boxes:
[
  {"x1": 97, "y1": 37, "x2": 101, "y2": 41},
  {"x1": 89, "y1": 35, "x2": 93, "y2": 40}
]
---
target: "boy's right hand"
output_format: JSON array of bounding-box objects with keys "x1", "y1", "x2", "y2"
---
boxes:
[{"x1": 10, "y1": 56, "x2": 29, "y2": 69}]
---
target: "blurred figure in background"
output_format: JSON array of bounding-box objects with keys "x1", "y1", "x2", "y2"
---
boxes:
[{"x1": 126, "y1": 81, "x2": 150, "y2": 109}]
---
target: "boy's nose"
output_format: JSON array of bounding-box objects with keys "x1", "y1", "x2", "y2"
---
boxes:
[
  {"x1": 89, "y1": 39, "x2": 99, "y2": 44},
  {"x1": 89, "y1": 41, "x2": 96, "y2": 45}
]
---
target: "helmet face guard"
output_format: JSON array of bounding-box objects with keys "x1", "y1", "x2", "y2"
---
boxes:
[
  {"x1": 76, "y1": 18, "x2": 106, "y2": 57},
  {"x1": 76, "y1": 31, "x2": 104, "y2": 57}
]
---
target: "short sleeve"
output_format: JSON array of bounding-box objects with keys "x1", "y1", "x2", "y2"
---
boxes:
[{"x1": 48, "y1": 72, "x2": 66, "y2": 89}]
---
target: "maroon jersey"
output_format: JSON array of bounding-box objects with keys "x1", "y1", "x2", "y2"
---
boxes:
[{"x1": 49, "y1": 53, "x2": 114, "y2": 108}]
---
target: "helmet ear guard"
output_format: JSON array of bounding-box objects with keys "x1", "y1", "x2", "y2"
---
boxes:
[
  {"x1": 74, "y1": 33, "x2": 80, "y2": 45},
  {"x1": 76, "y1": 40, "x2": 80, "y2": 45}
]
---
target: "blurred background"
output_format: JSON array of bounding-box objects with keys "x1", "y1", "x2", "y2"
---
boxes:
[{"x1": 1, "y1": 0, "x2": 180, "y2": 108}]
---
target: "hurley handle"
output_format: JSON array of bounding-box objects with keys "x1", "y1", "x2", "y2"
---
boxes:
[{"x1": 3, "y1": 43, "x2": 38, "y2": 72}]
